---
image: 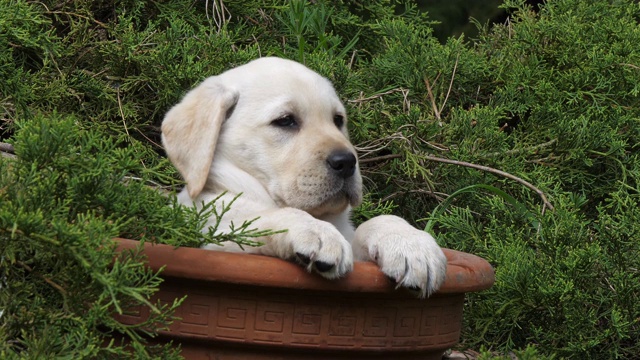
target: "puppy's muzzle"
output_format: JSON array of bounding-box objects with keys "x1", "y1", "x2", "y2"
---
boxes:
[{"x1": 327, "y1": 150, "x2": 357, "y2": 179}]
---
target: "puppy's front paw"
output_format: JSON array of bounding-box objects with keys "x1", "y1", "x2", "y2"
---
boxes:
[
  {"x1": 280, "y1": 214, "x2": 353, "y2": 279},
  {"x1": 354, "y1": 215, "x2": 447, "y2": 298}
]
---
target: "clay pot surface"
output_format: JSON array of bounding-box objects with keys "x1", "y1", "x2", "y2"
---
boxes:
[{"x1": 115, "y1": 238, "x2": 494, "y2": 360}]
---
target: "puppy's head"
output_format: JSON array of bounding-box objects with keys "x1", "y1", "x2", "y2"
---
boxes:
[{"x1": 162, "y1": 57, "x2": 362, "y2": 217}]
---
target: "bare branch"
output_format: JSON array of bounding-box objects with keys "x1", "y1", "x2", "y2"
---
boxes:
[
  {"x1": 116, "y1": 88, "x2": 131, "y2": 140},
  {"x1": 424, "y1": 55, "x2": 459, "y2": 122},
  {"x1": 424, "y1": 74, "x2": 441, "y2": 120},
  {"x1": 347, "y1": 88, "x2": 411, "y2": 111},
  {"x1": 620, "y1": 63, "x2": 640, "y2": 70},
  {"x1": 423, "y1": 154, "x2": 554, "y2": 210},
  {"x1": 16, "y1": 260, "x2": 68, "y2": 298},
  {"x1": 439, "y1": 54, "x2": 459, "y2": 117}
]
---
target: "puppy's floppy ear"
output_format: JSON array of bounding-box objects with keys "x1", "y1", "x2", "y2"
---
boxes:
[{"x1": 161, "y1": 78, "x2": 238, "y2": 199}]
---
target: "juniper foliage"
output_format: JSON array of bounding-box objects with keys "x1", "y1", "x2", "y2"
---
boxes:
[
  {"x1": 0, "y1": 114, "x2": 274, "y2": 358},
  {"x1": 1, "y1": 0, "x2": 639, "y2": 359}
]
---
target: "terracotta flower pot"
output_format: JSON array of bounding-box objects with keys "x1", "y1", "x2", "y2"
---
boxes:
[{"x1": 114, "y1": 238, "x2": 494, "y2": 360}]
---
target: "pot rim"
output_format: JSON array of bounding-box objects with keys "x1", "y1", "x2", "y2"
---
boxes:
[{"x1": 115, "y1": 238, "x2": 494, "y2": 295}]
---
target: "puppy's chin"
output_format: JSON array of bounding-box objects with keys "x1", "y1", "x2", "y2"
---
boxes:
[
  {"x1": 305, "y1": 194, "x2": 351, "y2": 218},
  {"x1": 275, "y1": 175, "x2": 363, "y2": 217},
  {"x1": 304, "y1": 186, "x2": 363, "y2": 217}
]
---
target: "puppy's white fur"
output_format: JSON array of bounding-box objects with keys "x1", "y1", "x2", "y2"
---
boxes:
[{"x1": 162, "y1": 57, "x2": 447, "y2": 297}]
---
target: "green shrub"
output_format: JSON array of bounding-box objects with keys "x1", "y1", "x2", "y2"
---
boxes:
[
  {"x1": 0, "y1": 115, "x2": 184, "y2": 358},
  {"x1": 0, "y1": 114, "x2": 273, "y2": 358},
  {"x1": 1, "y1": 0, "x2": 639, "y2": 358}
]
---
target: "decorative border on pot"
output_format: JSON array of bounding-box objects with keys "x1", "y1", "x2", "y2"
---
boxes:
[{"x1": 114, "y1": 239, "x2": 494, "y2": 359}]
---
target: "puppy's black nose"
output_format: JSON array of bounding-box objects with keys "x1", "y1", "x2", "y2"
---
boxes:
[{"x1": 327, "y1": 151, "x2": 357, "y2": 179}]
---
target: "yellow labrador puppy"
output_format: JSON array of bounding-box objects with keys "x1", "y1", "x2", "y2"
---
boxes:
[{"x1": 161, "y1": 57, "x2": 447, "y2": 297}]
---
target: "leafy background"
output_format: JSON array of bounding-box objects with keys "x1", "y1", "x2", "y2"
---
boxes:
[{"x1": 1, "y1": 0, "x2": 639, "y2": 359}]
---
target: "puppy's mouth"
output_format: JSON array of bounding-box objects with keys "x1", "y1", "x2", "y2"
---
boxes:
[
  {"x1": 304, "y1": 192, "x2": 350, "y2": 218},
  {"x1": 334, "y1": 181, "x2": 362, "y2": 207},
  {"x1": 295, "y1": 177, "x2": 362, "y2": 217}
]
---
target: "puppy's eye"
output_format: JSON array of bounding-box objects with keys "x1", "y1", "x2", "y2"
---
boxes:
[
  {"x1": 333, "y1": 115, "x2": 345, "y2": 128},
  {"x1": 271, "y1": 114, "x2": 298, "y2": 128}
]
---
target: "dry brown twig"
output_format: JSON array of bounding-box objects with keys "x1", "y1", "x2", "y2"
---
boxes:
[
  {"x1": 205, "y1": 0, "x2": 231, "y2": 33},
  {"x1": 116, "y1": 88, "x2": 131, "y2": 139},
  {"x1": 359, "y1": 153, "x2": 402, "y2": 164},
  {"x1": 16, "y1": 260, "x2": 68, "y2": 298},
  {"x1": 349, "y1": 87, "x2": 411, "y2": 113},
  {"x1": 423, "y1": 154, "x2": 554, "y2": 211},
  {"x1": 424, "y1": 54, "x2": 459, "y2": 123},
  {"x1": 356, "y1": 132, "x2": 411, "y2": 159},
  {"x1": 356, "y1": 124, "x2": 448, "y2": 164},
  {"x1": 356, "y1": 135, "x2": 554, "y2": 212},
  {"x1": 620, "y1": 63, "x2": 640, "y2": 70}
]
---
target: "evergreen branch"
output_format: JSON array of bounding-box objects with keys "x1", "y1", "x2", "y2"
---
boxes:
[
  {"x1": 379, "y1": 188, "x2": 446, "y2": 204},
  {"x1": 44, "y1": 11, "x2": 109, "y2": 28},
  {"x1": 15, "y1": 260, "x2": 69, "y2": 310},
  {"x1": 423, "y1": 154, "x2": 555, "y2": 211},
  {"x1": 480, "y1": 139, "x2": 558, "y2": 158},
  {"x1": 423, "y1": 184, "x2": 542, "y2": 234}
]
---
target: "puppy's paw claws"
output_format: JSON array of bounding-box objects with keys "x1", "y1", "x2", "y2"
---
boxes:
[
  {"x1": 287, "y1": 220, "x2": 353, "y2": 279},
  {"x1": 356, "y1": 216, "x2": 447, "y2": 298}
]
